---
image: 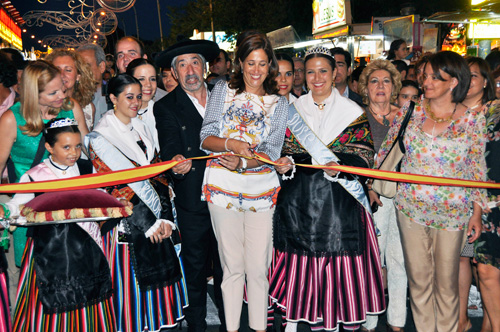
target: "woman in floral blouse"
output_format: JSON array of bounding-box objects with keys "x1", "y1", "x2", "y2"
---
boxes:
[
  {"x1": 475, "y1": 99, "x2": 500, "y2": 332},
  {"x1": 376, "y1": 51, "x2": 488, "y2": 332},
  {"x1": 458, "y1": 56, "x2": 497, "y2": 332}
]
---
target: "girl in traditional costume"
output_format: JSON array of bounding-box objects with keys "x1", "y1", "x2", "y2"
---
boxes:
[
  {"x1": 0, "y1": 226, "x2": 10, "y2": 332},
  {"x1": 86, "y1": 74, "x2": 188, "y2": 332},
  {"x1": 1, "y1": 118, "x2": 116, "y2": 332}
]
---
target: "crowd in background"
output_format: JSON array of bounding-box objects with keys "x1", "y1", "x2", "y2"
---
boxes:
[{"x1": 0, "y1": 33, "x2": 499, "y2": 332}]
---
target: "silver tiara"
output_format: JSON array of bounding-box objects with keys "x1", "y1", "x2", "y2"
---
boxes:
[
  {"x1": 48, "y1": 118, "x2": 78, "y2": 129},
  {"x1": 305, "y1": 46, "x2": 334, "y2": 59}
]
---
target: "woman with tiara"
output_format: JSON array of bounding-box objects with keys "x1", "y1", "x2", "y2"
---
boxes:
[{"x1": 268, "y1": 46, "x2": 385, "y2": 331}]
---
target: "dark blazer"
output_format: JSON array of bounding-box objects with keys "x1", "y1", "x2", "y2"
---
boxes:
[
  {"x1": 348, "y1": 88, "x2": 365, "y2": 108},
  {"x1": 153, "y1": 85, "x2": 208, "y2": 213}
]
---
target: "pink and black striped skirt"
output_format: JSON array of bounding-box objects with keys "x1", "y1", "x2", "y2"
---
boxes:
[{"x1": 268, "y1": 210, "x2": 385, "y2": 331}]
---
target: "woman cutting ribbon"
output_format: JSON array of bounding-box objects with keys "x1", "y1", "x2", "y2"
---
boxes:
[{"x1": 269, "y1": 46, "x2": 385, "y2": 331}]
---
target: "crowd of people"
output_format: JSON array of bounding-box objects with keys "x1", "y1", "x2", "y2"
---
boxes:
[{"x1": 0, "y1": 33, "x2": 498, "y2": 332}]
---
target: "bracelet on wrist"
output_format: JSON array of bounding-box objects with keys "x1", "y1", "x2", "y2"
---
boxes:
[
  {"x1": 281, "y1": 156, "x2": 296, "y2": 181},
  {"x1": 224, "y1": 138, "x2": 230, "y2": 152},
  {"x1": 236, "y1": 157, "x2": 247, "y2": 174}
]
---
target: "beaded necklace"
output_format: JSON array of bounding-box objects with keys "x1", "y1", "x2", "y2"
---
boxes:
[{"x1": 425, "y1": 102, "x2": 457, "y2": 123}]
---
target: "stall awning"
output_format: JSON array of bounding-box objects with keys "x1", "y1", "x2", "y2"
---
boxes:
[
  {"x1": 424, "y1": 10, "x2": 500, "y2": 24},
  {"x1": 267, "y1": 25, "x2": 300, "y2": 50}
]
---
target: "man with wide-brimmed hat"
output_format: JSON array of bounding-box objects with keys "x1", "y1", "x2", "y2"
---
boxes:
[{"x1": 153, "y1": 39, "x2": 225, "y2": 332}]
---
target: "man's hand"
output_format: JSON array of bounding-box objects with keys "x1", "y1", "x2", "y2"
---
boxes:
[{"x1": 172, "y1": 154, "x2": 192, "y2": 174}]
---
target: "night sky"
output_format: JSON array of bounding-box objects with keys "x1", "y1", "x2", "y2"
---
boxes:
[{"x1": 10, "y1": 0, "x2": 188, "y2": 50}]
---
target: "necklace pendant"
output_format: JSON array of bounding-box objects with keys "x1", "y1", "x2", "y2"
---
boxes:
[
  {"x1": 382, "y1": 116, "x2": 390, "y2": 126},
  {"x1": 62, "y1": 171, "x2": 66, "y2": 175},
  {"x1": 314, "y1": 102, "x2": 326, "y2": 110}
]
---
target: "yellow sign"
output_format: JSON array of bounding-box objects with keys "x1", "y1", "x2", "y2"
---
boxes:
[
  {"x1": 468, "y1": 23, "x2": 500, "y2": 39},
  {"x1": 312, "y1": 0, "x2": 347, "y2": 35},
  {"x1": 314, "y1": 26, "x2": 349, "y2": 39},
  {"x1": 0, "y1": 8, "x2": 22, "y2": 49}
]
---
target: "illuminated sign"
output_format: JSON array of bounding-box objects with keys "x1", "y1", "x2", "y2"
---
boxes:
[
  {"x1": 359, "y1": 41, "x2": 377, "y2": 55},
  {"x1": 312, "y1": 0, "x2": 347, "y2": 34},
  {"x1": 468, "y1": 23, "x2": 500, "y2": 39},
  {"x1": 0, "y1": 8, "x2": 22, "y2": 49},
  {"x1": 442, "y1": 24, "x2": 467, "y2": 55},
  {"x1": 314, "y1": 26, "x2": 349, "y2": 39}
]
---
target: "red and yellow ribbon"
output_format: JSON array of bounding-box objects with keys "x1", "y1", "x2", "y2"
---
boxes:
[{"x1": 0, "y1": 153, "x2": 499, "y2": 194}]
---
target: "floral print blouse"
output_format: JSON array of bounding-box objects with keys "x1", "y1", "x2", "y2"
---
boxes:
[
  {"x1": 474, "y1": 100, "x2": 500, "y2": 269},
  {"x1": 376, "y1": 102, "x2": 488, "y2": 231}
]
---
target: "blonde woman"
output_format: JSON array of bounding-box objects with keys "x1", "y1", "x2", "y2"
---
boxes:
[
  {"x1": 47, "y1": 49, "x2": 94, "y2": 132},
  {"x1": 0, "y1": 60, "x2": 84, "y2": 270},
  {"x1": 359, "y1": 59, "x2": 405, "y2": 332}
]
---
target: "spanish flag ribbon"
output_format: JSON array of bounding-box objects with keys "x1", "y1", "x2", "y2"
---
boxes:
[
  {"x1": 253, "y1": 154, "x2": 500, "y2": 190},
  {"x1": 0, "y1": 153, "x2": 498, "y2": 194}
]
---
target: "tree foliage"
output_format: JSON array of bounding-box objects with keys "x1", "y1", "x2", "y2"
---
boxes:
[
  {"x1": 166, "y1": 0, "x2": 312, "y2": 46},
  {"x1": 350, "y1": 0, "x2": 468, "y2": 22},
  {"x1": 165, "y1": 0, "x2": 469, "y2": 48}
]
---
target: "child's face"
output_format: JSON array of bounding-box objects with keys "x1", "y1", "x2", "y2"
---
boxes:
[{"x1": 46, "y1": 132, "x2": 82, "y2": 167}]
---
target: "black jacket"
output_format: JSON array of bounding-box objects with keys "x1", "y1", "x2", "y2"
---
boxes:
[
  {"x1": 153, "y1": 85, "x2": 209, "y2": 213},
  {"x1": 348, "y1": 88, "x2": 365, "y2": 108}
]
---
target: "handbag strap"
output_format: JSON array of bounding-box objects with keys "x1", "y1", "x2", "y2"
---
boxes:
[
  {"x1": 396, "y1": 101, "x2": 415, "y2": 153},
  {"x1": 32, "y1": 135, "x2": 46, "y2": 169},
  {"x1": 6, "y1": 158, "x2": 16, "y2": 184},
  {"x1": 7, "y1": 134, "x2": 46, "y2": 184}
]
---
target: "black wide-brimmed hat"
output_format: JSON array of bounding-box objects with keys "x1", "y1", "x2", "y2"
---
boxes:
[{"x1": 155, "y1": 39, "x2": 220, "y2": 69}]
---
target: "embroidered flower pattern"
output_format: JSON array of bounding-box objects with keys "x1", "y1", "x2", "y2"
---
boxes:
[
  {"x1": 474, "y1": 101, "x2": 500, "y2": 269},
  {"x1": 282, "y1": 113, "x2": 374, "y2": 168},
  {"x1": 379, "y1": 103, "x2": 488, "y2": 230}
]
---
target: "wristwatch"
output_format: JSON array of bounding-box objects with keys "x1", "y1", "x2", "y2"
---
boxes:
[{"x1": 236, "y1": 157, "x2": 247, "y2": 174}]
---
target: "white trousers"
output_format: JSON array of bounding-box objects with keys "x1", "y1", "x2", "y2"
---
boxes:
[
  {"x1": 363, "y1": 196, "x2": 408, "y2": 329},
  {"x1": 208, "y1": 203, "x2": 274, "y2": 331}
]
